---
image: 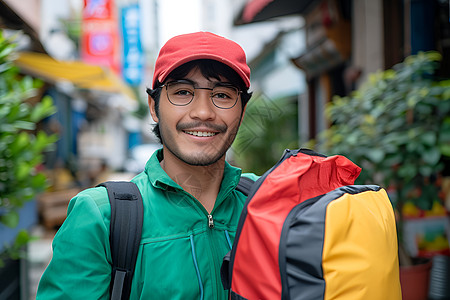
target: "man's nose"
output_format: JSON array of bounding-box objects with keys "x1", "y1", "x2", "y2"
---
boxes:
[{"x1": 188, "y1": 89, "x2": 216, "y2": 120}]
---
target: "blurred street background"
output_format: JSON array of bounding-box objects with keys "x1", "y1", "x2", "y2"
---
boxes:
[{"x1": 0, "y1": 0, "x2": 450, "y2": 299}]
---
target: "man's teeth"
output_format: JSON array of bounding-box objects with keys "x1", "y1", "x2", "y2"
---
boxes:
[{"x1": 185, "y1": 131, "x2": 217, "y2": 137}]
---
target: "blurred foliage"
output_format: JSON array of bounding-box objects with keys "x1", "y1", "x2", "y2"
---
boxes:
[
  {"x1": 131, "y1": 85, "x2": 150, "y2": 119},
  {"x1": 316, "y1": 51, "x2": 450, "y2": 215},
  {"x1": 0, "y1": 30, "x2": 57, "y2": 262},
  {"x1": 0, "y1": 229, "x2": 35, "y2": 267},
  {"x1": 232, "y1": 94, "x2": 298, "y2": 175}
]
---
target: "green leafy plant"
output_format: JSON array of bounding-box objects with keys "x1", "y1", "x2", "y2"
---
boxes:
[
  {"x1": 232, "y1": 94, "x2": 298, "y2": 175},
  {"x1": 315, "y1": 51, "x2": 450, "y2": 264},
  {"x1": 0, "y1": 30, "x2": 57, "y2": 263}
]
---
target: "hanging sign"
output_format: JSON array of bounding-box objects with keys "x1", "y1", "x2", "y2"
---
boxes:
[
  {"x1": 121, "y1": 4, "x2": 144, "y2": 86},
  {"x1": 81, "y1": 0, "x2": 120, "y2": 74}
]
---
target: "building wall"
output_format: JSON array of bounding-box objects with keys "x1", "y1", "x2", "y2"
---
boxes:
[{"x1": 352, "y1": 0, "x2": 384, "y2": 84}]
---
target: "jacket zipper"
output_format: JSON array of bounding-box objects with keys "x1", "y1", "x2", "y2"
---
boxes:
[
  {"x1": 208, "y1": 214, "x2": 214, "y2": 228},
  {"x1": 206, "y1": 213, "x2": 222, "y2": 299}
]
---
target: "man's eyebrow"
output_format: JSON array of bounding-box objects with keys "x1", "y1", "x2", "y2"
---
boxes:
[
  {"x1": 166, "y1": 78, "x2": 194, "y2": 84},
  {"x1": 168, "y1": 78, "x2": 233, "y2": 87}
]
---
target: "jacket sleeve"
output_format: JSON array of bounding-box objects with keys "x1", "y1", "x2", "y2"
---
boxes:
[{"x1": 36, "y1": 188, "x2": 112, "y2": 300}]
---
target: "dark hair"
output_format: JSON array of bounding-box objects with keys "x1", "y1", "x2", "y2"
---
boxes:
[{"x1": 147, "y1": 59, "x2": 252, "y2": 144}]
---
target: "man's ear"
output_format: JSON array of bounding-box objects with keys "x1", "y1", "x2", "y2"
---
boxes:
[{"x1": 148, "y1": 95, "x2": 159, "y2": 123}]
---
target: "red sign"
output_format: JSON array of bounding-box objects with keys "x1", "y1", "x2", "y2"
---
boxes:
[
  {"x1": 81, "y1": 0, "x2": 120, "y2": 74},
  {"x1": 83, "y1": 0, "x2": 114, "y2": 19}
]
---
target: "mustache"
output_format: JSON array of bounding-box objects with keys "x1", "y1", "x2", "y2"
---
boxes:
[{"x1": 176, "y1": 122, "x2": 227, "y2": 133}]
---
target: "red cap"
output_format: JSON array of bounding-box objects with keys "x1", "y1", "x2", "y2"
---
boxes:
[{"x1": 152, "y1": 31, "x2": 250, "y2": 89}]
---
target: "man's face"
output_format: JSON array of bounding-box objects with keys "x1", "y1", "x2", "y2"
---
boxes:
[{"x1": 149, "y1": 67, "x2": 245, "y2": 166}]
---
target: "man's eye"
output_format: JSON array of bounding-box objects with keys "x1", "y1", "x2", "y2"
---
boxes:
[
  {"x1": 213, "y1": 92, "x2": 231, "y2": 99},
  {"x1": 175, "y1": 89, "x2": 192, "y2": 96}
]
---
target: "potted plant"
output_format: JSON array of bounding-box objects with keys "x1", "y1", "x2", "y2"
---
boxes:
[
  {"x1": 314, "y1": 51, "x2": 450, "y2": 298},
  {"x1": 0, "y1": 28, "x2": 57, "y2": 284}
]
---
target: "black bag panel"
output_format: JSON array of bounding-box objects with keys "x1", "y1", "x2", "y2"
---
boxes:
[
  {"x1": 281, "y1": 194, "x2": 326, "y2": 300},
  {"x1": 221, "y1": 251, "x2": 232, "y2": 290}
]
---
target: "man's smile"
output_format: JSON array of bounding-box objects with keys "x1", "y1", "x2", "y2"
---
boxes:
[
  {"x1": 177, "y1": 121, "x2": 227, "y2": 139},
  {"x1": 184, "y1": 130, "x2": 218, "y2": 137}
]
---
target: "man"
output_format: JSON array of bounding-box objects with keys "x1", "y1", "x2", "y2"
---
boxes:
[{"x1": 37, "y1": 31, "x2": 257, "y2": 299}]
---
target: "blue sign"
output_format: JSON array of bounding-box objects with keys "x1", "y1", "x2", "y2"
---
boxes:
[{"x1": 121, "y1": 4, "x2": 144, "y2": 86}]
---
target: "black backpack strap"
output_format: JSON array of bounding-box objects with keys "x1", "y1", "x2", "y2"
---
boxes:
[
  {"x1": 236, "y1": 176, "x2": 255, "y2": 196},
  {"x1": 97, "y1": 181, "x2": 144, "y2": 300}
]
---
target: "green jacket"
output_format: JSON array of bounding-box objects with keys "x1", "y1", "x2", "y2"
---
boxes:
[{"x1": 37, "y1": 149, "x2": 258, "y2": 299}]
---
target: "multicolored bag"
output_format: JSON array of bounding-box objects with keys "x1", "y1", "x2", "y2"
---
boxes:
[{"x1": 221, "y1": 149, "x2": 401, "y2": 299}]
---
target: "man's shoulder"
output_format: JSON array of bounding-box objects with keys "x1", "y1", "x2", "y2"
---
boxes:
[{"x1": 68, "y1": 186, "x2": 111, "y2": 214}]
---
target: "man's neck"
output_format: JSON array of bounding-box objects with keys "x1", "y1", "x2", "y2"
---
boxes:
[{"x1": 160, "y1": 149, "x2": 225, "y2": 213}]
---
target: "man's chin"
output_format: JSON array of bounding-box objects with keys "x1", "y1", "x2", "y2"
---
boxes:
[
  {"x1": 161, "y1": 136, "x2": 232, "y2": 167},
  {"x1": 178, "y1": 153, "x2": 225, "y2": 166}
]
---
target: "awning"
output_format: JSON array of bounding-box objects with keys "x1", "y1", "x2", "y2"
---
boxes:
[
  {"x1": 14, "y1": 52, "x2": 136, "y2": 100},
  {"x1": 0, "y1": 1, "x2": 46, "y2": 53},
  {"x1": 235, "y1": 0, "x2": 316, "y2": 25}
]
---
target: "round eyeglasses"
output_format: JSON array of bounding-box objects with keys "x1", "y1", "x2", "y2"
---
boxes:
[{"x1": 160, "y1": 80, "x2": 241, "y2": 109}]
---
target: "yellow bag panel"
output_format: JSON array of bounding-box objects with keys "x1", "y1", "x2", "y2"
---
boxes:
[{"x1": 322, "y1": 189, "x2": 402, "y2": 299}]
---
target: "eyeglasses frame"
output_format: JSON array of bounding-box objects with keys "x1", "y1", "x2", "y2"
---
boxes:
[{"x1": 158, "y1": 80, "x2": 242, "y2": 109}]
